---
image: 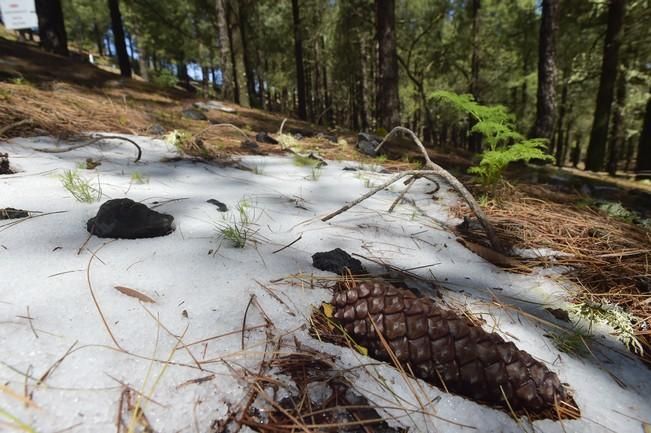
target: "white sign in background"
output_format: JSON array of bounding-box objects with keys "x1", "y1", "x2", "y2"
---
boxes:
[{"x1": 0, "y1": 0, "x2": 38, "y2": 30}]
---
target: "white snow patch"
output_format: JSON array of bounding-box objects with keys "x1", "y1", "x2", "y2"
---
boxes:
[{"x1": 0, "y1": 135, "x2": 649, "y2": 433}]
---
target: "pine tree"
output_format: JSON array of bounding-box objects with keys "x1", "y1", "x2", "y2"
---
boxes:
[
  {"x1": 585, "y1": 0, "x2": 626, "y2": 171},
  {"x1": 635, "y1": 89, "x2": 651, "y2": 178},
  {"x1": 375, "y1": 0, "x2": 400, "y2": 130},
  {"x1": 108, "y1": 0, "x2": 132, "y2": 78},
  {"x1": 531, "y1": 0, "x2": 559, "y2": 143},
  {"x1": 35, "y1": 0, "x2": 69, "y2": 56}
]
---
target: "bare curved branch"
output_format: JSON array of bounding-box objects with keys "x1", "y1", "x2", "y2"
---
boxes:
[
  {"x1": 374, "y1": 126, "x2": 504, "y2": 252},
  {"x1": 36, "y1": 135, "x2": 142, "y2": 162}
]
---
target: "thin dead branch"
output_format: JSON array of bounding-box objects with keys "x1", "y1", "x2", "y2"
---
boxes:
[{"x1": 375, "y1": 126, "x2": 503, "y2": 251}]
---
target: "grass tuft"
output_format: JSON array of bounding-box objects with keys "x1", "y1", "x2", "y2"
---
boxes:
[
  {"x1": 59, "y1": 169, "x2": 101, "y2": 203},
  {"x1": 216, "y1": 199, "x2": 257, "y2": 248}
]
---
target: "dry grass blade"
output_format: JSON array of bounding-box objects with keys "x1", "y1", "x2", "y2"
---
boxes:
[{"x1": 86, "y1": 242, "x2": 124, "y2": 351}]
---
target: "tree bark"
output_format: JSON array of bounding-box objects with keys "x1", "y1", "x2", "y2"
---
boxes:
[
  {"x1": 225, "y1": 1, "x2": 240, "y2": 104},
  {"x1": 635, "y1": 88, "x2": 651, "y2": 177},
  {"x1": 215, "y1": 0, "x2": 234, "y2": 101},
  {"x1": 554, "y1": 71, "x2": 569, "y2": 166},
  {"x1": 585, "y1": 0, "x2": 626, "y2": 171},
  {"x1": 238, "y1": 0, "x2": 260, "y2": 108},
  {"x1": 291, "y1": 0, "x2": 307, "y2": 120},
  {"x1": 107, "y1": 0, "x2": 132, "y2": 78},
  {"x1": 606, "y1": 64, "x2": 627, "y2": 175},
  {"x1": 531, "y1": 0, "x2": 559, "y2": 142},
  {"x1": 375, "y1": 0, "x2": 401, "y2": 130},
  {"x1": 35, "y1": 0, "x2": 69, "y2": 56}
]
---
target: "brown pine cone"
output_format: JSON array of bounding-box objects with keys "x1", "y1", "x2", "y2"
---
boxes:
[{"x1": 331, "y1": 279, "x2": 578, "y2": 418}]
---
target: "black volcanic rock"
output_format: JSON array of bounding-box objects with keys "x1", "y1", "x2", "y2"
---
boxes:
[
  {"x1": 312, "y1": 248, "x2": 366, "y2": 276},
  {"x1": 87, "y1": 199, "x2": 175, "y2": 239}
]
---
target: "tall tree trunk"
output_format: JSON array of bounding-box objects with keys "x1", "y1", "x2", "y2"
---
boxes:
[
  {"x1": 635, "y1": 89, "x2": 651, "y2": 178},
  {"x1": 531, "y1": 0, "x2": 559, "y2": 142},
  {"x1": 321, "y1": 36, "x2": 333, "y2": 126},
  {"x1": 93, "y1": 22, "x2": 104, "y2": 56},
  {"x1": 314, "y1": 40, "x2": 322, "y2": 124},
  {"x1": 138, "y1": 45, "x2": 149, "y2": 81},
  {"x1": 468, "y1": 0, "x2": 482, "y2": 152},
  {"x1": 238, "y1": 0, "x2": 260, "y2": 108},
  {"x1": 225, "y1": 1, "x2": 240, "y2": 104},
  {"x1": 291, "y1": 0, "x2": 307, "y2": 120},
  {"x1": 360, "y1": 37, "x2": 372, "y2": 130},
  {"x1": 35, "y1": 0, "x2": 69, "y2": 56},
  {"x1": 606, "y1": 64, "x2": 627, "y2": 175},
  {"x1": 585, "y1": 0, "x2": 626, "y2": 171},
  {"x1": 177, "y1": 61, "x2": 190, "y2": 90},
  {"x1": 306, "y1": 58, "x2": 314, "y2": 121},
  {"x1": 107, "y1": 0, "x2": 132, "y2": 78},
  {"x1": 216, "y1": 0, "x2": 234, "y2": 101},
  {"x1": 375, "y1": 0, "x2": 401, "y2": 130},
  {"x1": 202, "y1": 66, "x2": 210, "y2": 96},
  {"x1": 554, "y1": 71, "x2": 569, "y2": 166}
]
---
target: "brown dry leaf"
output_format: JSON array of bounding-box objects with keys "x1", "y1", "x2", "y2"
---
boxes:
[
  {"x1": 114, "y1": 286, "x2": 156, "y2": 303},
  {"x1": 643, "y1": 422, "x2": 651, "y2": 433},
  {"x1": 456, "y1": 238, "x2": 521, "y2": 268}
]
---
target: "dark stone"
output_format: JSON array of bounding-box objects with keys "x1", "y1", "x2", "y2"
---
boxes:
[
  {"x1": 312, "y1": 248, "x2": 367, "y2": 276},
  {"x1": 87, "y1": 198, "x2": 175, "y2": 239},
  {"x1": 342, "y1": 167, "x2": 359, "y2": 171},
  {"x1": 545, "y1": 308, "x2": 570, "y2": 322},
  {"x1": 0, "y1": 153, "x2": 12, "y2": 175},
  {"x1": 255, "y1": 131, "x2": 279, "y2": 144},
  {"x1": 0, "y1": 208, "x2": 29, "y2": 220},
  {"x1": 317, "y1": 133, "x2": 338, "y2": 143},
  {"x1": 149, "y1": 123, "x2": 166, "y2": 135},
  {"x1": 357, "y1": 132, "x2": 382, "y2": 157},
  {"x1": 181, "y1": 108, "x2": 208, "y2": 121},
  {"x1": 241, "y1": 139, "x2": 259, "y2": 149},
  {"x1": 207, "y1": 199, "x2": 228, "y2": 212}
]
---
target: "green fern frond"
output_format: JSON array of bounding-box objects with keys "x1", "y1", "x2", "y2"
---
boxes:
[{"x1": 431, "y1": 90, "x2": 555, "y2": 186}]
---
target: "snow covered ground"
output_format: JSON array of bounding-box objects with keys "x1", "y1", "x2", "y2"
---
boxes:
[{"x1": 1, "y1": 135, "x2": 650, "y2": 433}]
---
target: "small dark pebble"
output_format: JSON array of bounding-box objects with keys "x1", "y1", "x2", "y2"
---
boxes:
[
  {"x1": 241, "y1": 139, "x2": 259, "y2": 149},
  {"x1": 546, "y1": 307, "x2": 571, "y2": 322},
  {"x1": 255, "y1": 132, "x2": 279, "y2": 144},
  {"x1": 312, "y1": 248, "x2": 367, "y2": 276},
  {"x1": 207, "y1": 199, "x2": 228, "y2": 212}
]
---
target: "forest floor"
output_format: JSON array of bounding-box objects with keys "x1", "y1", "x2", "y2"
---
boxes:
[{"x1": 1, "y1": 36, "x2": 651, "y2": 432}]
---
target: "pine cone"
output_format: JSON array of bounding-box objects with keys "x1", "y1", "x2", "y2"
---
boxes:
[{"x1": 331, "y1": 279, "x2": 578, "y2": 418}]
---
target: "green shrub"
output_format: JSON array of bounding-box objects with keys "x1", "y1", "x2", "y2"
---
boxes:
[
  {"x1": 150, "y1": 69, "x2": 178, "y2": 88},
  {"x1": 432, "y1": 90, "x2": 554, "y2": 186}
]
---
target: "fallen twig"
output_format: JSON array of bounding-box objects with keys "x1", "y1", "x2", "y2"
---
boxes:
[
  {"x1": 322, "y1": 169, "x2": 435, "y2": 222},
  {"x1": 35, "y1": 135, "x2": 142, "y2": 162},
  {"x1": 375, "y1": 126, "x2": 503, "y2": 252},
  {"x1": 388, "y1": 175, "x2": 416, "y2": 213},
  {"x1": 272, "y1": 234, "x2": 302, "y2": 254},
  {"x1": 0, "y1": 119, "x2": 32, "y2": 137}
]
